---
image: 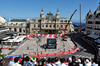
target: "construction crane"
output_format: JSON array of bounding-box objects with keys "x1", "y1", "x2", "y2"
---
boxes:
[
  {"x1": 62, "y1": 9, "x2": 77, "y2": 41},
  {"x1": 64, "y1": 9, "x2": 77, "y2": 36}
]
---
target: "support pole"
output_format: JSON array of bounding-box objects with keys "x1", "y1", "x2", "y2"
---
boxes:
[{"x1": 80, "y1": 4, "x2": 81, "y2": 32}]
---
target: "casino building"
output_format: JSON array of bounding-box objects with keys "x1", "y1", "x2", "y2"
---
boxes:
[
  {"x1": 29, "y1": 9, "x2": 74, "y2": 34},
  {"x1": 5, "y1": 9, "x2": 74, "y2": 34}
]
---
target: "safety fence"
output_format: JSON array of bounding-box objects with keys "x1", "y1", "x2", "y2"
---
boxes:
[{"x1": 25, "y1": 34, "x2": 62, "y2": 37}]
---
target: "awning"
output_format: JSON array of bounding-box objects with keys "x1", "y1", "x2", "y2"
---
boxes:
[
  {"x1": 6, "y1": 32, "x2": 18, "y2": 36},
  {"x1": 0, "y1": 35, "x2": 10, "y2": 40},
  {"x1": 87, "y1": 34, "x2": 100, "y2": 39}
]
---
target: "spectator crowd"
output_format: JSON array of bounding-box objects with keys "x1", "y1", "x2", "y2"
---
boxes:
[{"x1": 0, "y1": 55, "x2": 99, "y2": 66}]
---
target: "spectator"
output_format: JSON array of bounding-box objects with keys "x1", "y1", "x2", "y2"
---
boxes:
[
  {"x1": 24, "y1": 56, "x2": 35, "y2": 66},
  {"x1": 46, "y1": 58, "x2": 52, "y2": 66},
  {"x1": 51, "y1": 59, "x2": 56, "y2": 66},
  {"x1": 77, "y1": 59, "x2": 83, "y2": 66},
  {"x1": 85, "y1": 59, "x2": 91, "y2": 66},
  {"x1": 64, "y1": 58, "x2": 69, "y2": 66},
  {"x1": 69, "y1": 56, "x2": 79, "y2": 66},
  {"x1": 91, "y1": 59, "x2": 98, "y2": 66},
  {"x1": 55, "y1": 57, "x2": 61, "y2": 66},
  {"x1": 11, "y1": 57, "x2": 21, "y2": 66},
  {"x1": 60, "y1": 58, "x2": 66, "y2": 66},
  {"x1": 0, "y1": 58, "x2": 9, "y2": 66},
  {"x1": 9, "y1": 58, "x2": 14, "y2": 66}
]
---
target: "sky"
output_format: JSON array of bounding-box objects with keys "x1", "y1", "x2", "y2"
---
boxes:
[{"x1": 0, "y1": 0, "x2": 100, "y2": 23}]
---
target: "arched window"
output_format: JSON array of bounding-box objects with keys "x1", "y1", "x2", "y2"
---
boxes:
[
  {"x1": 61, "y1": 25, "x2": 63, "y2": 28},
  {"x1": 65, "y1": 25, "x2": 67, "y2": 27},
  {"x1": 38, "y1": 25, "x2": 40, "y2": 27},
  {"x1": 21, "y1": 23, "x2": 23, "y2": 26},
  {"x1": 16, "y1": 23, "x2": 18, "y2": 25},
  {"x1": 14, "y1": 28, "x2": 16, "y2": 32},
  {"x1": 53, "y1": 25, "x2": 55, "y2": 28},
  {"x1": 34, "y1": 24, "x2": 36, "y2": 27},
  {"x1": 57, "y1": 25, "x2": 59, "y2": 28},
  {"x1": 50, "y1": 25, "x2": 51, "y2": 27},
  {"x1": 64, "y1": 20, "x2": 67, "y2": 22},
  {"x1": 19, "y1": 28, "x2": 22, "y2": 32},
  {"x1": 42, "y1": 25, "x2": 44, "y2": 27},
  {"x1": 46, "y1": 25, "x2": 48, "y2": 27}
]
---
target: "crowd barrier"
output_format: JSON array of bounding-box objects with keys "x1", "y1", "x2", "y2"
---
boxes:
[{"x1": 24, "y1": 34, "x2": 62, "y2": 38}]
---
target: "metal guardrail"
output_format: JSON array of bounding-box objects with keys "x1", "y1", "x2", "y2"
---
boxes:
[{"x1": 8, "y1": 38, "x2": 28, "y2": 55}]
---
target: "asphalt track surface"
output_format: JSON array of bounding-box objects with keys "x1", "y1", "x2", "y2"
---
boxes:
[{"x1": 45, "y1": 33, "x2": 96, "y2": 58}]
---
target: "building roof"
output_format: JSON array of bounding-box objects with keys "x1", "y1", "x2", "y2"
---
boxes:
[
  {"x1": 95, "y1": 39, "x2": 100, "y2": 43},
  {"x1": 10, "y1": 19, "x2": 27, "y2": 22},
  {"x1": 87, "y1": 34, "x2": 100, "y2": 39},
  {"x1": 46, "y1": 12, "x2": 56, "y2": 21},
  {"x1": 0, "y1": 35, "x2": 9, "y2": 40}
]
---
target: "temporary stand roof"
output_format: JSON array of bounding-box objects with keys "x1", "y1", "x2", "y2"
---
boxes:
[
  {"x1": 87, "y1": 34, "x2": 100, "y2": 39},
  {"x1": 0, "y1": 35, "x2": 10, "y2": 40}
]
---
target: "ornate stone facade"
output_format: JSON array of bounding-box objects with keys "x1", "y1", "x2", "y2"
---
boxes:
[
  {"x1": 30, "y1": 9, "x2": 74, "y2": 34},
  {"x1": 85, "y1": 3, "x2": 100, "y2": 35},
  {"x1": 5, "y1": 19, "x2": 29, "y2": 35}
]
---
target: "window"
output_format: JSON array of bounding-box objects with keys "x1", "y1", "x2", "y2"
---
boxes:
[
  {"x1": 61, "y1": 25, "x2": 63, "y2": 28},
  {"x1": 14, "y1": 28, "x2": 16, "y2": 32},
  {"x1": 57, "y1": 25, "x2": 59, "y2": 28},
  {"x1": 38, "y1": 25, "x2": 40, "y2": 27},
  {"x1": 65, "y1": 25, "x2": 67, "y2": 27},
  {"x1": 46, "y1": 25, "x2": 48, "y2": 27},
  {"x1": 53, "y1": 25, "x2": 55, "y2": 28},
  {"x1": 16, "y1": 23, "x2": 18, "y2": 25},
  {"x1": 11, "y1": 23, "x2": 13, "y2": 25},
  {"x1": 42, "y1": 25, "x2": 44, "y2": 27},
  {"x1": 21, "y1": 23, "x2": 23, "y2": 26},
  {"x1": 9, "y1": 28, "x2": 11, "y2": 31},
  {"x1": 19, "y1": 28, "x2": 22, "y2": 32},
  {"x1": 23, "y1": 30, "x2": 25, "y2": 32},
  {"x1": 50, "y1": 25, "x2": 51, "y2": 27},
  {"x1": 34, "y1": 24, "x2": 36, "y2": 27}
]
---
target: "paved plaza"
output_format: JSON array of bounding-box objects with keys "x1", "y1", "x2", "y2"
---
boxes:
[{"x1": 10, "y1": 37, "x2": 75, "y2": 55}]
